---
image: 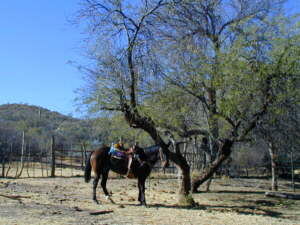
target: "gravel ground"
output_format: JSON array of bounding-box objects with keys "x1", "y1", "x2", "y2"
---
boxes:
[{"x1": 0, "y1": 175, "x2": 299, "y2": 225}]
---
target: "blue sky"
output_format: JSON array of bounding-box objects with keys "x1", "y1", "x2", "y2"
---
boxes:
[
  {"x1": 0, "y1": 1, "x2": 84, "y2": 117},
  {"x1": 0, "y1": 1, "x2": 299, "y2": 118}
]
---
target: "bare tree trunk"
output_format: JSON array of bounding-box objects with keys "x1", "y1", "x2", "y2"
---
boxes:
[
  {"x1": 265, "y1": 191, "x2": 300, "y2": 200},
  {"x1": 124, "y1": 107, "x2": 193, "y2": 203},
  {"x1": 198, "y1": 137, "x2": 213, "y2": 192},
  {"x1": 192, "y1": 139, "x2": 233, "y2": 192},
  {"x1": 268, "y1": 141, "x2": 278, "y2": 191},
  {"x1": 204, "y1": 150, "x2": 212, "y2": 192},
  {"x1": 16, "y1": 131, "x2": 25, "y2": 178}
]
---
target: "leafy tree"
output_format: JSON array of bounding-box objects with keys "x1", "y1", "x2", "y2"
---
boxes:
[
  {"x1": 75, "y1": 0, "x2": 300, "y2": 201},
  {"x1": 147, "y1": 1, "x2": 300, "y2": 191},
  {"x1": 75, "y1": 0, "x2": 195, "y2": 204}
]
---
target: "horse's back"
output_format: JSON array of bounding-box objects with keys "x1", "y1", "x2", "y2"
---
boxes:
[{"x1": 90, "y1": 146, "x2": 110, "y2": 173}]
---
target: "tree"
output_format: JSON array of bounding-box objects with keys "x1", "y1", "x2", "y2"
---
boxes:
[
  {"x1": 76, "y1": 0, "x2": 194, "y2": 205},
  {"x1": 146, "y1": 0, "x2": 300, "y2": 192},
  {"x1": 256, "y1": 94, "x2": 300, "y2": 190},
  {"x1": 76, "y1": 0, "x2": 300, "y2": 200}
]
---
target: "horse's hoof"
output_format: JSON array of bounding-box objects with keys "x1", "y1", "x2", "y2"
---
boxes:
[
  {"x1": 139, "y1": 202, "x2": 147, "y2": 207},
  {"x1": 105, "y1": 195, "x2": 115, "y2": 204},
  {"x1": 93, "y1": 199, "x2": 100, "y2": 205}
]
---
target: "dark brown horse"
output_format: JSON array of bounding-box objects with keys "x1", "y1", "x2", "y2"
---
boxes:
[{"x1": 84, "y1": 144, "x2": 167, "y2": 206}]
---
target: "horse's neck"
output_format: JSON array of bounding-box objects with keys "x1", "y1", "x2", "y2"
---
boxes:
[{"x1": 145, "y1": 146, "x2": 160, "y2": 166}]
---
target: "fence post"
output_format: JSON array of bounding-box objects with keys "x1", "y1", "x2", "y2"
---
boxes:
[
  {"x1": 81, "y1": 142, "x2": 87, "y2": 170},
  {"x1": 71, "y1": 143, "x2": 73, "y2": 176},
  {"x1": 5, "y1": 143, "x2": 13, "y2": 177},
  {"x1": 16, "y1": 131, "x2": 25, "y2": 178},
  {"x1": 26, "y1": 145, "x2": 30, "y2": 177},
  {"x1": 40, "y1": 147, "x2": 44, "y2": 177},
  {"x1": 50, "y1": 135, "x2": 56, "y2": 177},
  {"x1": 291, "y1": 149, "x2": 295, "y2": 192},
  {"x1": 1, "y1": 149, "x2": 5, "y2": 177}
]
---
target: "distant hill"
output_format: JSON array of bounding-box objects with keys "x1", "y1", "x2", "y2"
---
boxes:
[
  {"x1": 0, "y1": 103, "x2": 76, "y2": 124},
  {"x1": 0, "y1": 104, "x2": 151, "y2": 152},
  {"x1": 0, "y1": 103, "x2": 78, "y2": 133},
  {"x1": 0, "y1": 104, "x2": 92, "y2": 151}
]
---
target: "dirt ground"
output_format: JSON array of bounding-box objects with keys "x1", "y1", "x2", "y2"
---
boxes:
[{"x1": 0, "y1": 172, "x2": 300, "y2": 225}]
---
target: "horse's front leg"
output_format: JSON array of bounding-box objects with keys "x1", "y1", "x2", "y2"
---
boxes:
[{"x1": 138, "y1": 178, "x2": 146, "y2": 206}]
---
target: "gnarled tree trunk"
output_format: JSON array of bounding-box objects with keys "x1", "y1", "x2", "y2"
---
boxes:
[
  {"x1": 123, "y1": 106, "x2": 193, "y2": 203},
  {"x1": 192, "y1": 139, "x2": 233, "y2": 192}
]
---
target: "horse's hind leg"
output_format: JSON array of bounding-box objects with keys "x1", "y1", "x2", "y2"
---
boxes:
[
  {"x1": 138, "y1": 178, "x2": 147, "y2": 206},
  {"x1": 93, "y1": 175, "x2": 100, "y2": 204},
  {"x1": 101, "y1": 170, "x2": 115, "y2": 204}
]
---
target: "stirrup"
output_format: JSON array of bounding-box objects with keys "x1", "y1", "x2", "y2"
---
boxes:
[{"x1": 126, "y1": 169, "x2": 134, "y2": 178}]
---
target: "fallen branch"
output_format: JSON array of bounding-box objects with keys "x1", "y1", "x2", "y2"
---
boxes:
[
  {"x1": 89, "y1": 210, "x2": 114, "y2": 215},
  {"x1": 265, "y1": 191, "x2": 300, "y2": 200},
  {"x1": 0, "y1": 193, "x2": 31, "y2": 200}
]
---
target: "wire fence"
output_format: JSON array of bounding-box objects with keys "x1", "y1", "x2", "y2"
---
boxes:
[{"x1": 1, "y1": 142, "x2": 299, "y2": 181}]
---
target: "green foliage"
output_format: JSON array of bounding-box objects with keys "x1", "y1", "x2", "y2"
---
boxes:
[
  {"x1": 141, "y1": 86, "x2": 207, "y2": 135},
  {"x1": 0, "y1": 104, "x2": 86, "y2": 150},
  {"x1": 75, "y1": 0, "x2": 300, "y2": 151},
  {"x1": 92, "y1": 114, "x2": 154, "y2": 147}
]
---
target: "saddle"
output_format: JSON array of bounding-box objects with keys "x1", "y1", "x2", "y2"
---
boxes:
[
  {"x1": 109, "y1": 145, "x2": 127, "y2": 160},
  {"x1": 111, "y1": 150, "x2": 127, "y2": 160},
  {"x1": 109, "y1": 152, "x2": 135, "y2": 178}
]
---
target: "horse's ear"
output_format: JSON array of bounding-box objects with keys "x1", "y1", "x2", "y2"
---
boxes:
[{"x1": 133, "y1": 141, "x2": 139, "y2": 150}]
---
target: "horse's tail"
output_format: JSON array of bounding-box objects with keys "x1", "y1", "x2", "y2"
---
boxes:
[{"x1": 84, "y1": 151, "x2": 93, "y2": 183}]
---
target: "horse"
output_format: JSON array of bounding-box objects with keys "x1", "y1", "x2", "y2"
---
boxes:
[{"x1": 84, "y1": 144, "x2": 167, "y2": 206}]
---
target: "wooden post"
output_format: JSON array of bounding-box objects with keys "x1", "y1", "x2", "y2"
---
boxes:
[
  {"x1": 16, "y1": 131, "x2": 25, "y2": 178},
  {"x1": 81, "y1": 142, "x2": 87, "y2": 170},
  {"x1": 50, "y1": 135, "x2": 56, "y2": 177},
  {"x1": 40, "y1": 147, "x2": 44, "y2": 177},
  {"x1": 268, "y1": 141, "x2": 278, "y2": 191},
  {"x1": 5, "y1": 143, "x2": 13, "y2": 177},
  {"x1": 61, "y1": 145, "x2": 63, "y2": 176},
  {"x1": 71, "y1": 143, "x2": 73, "y2": 177},
  {"x1": 1, "y1": 148, "x2": 5, "y2": 177},
  {"x1": 291, "y1": 149, "x2": 295, "y2": 192},
  {"x1": 32, "y1": 144, "x2": 35, "y2": 177},
  {"x1": 45, "y1": 143, "x2": 49, "y2": 177},
  {"x1": 26, "y1": 146, "x2": 30, "y2": 177}
]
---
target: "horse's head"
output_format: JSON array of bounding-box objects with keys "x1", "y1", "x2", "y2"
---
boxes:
[{"x1": 136, "y1": 145, "x2": 168, "y2": 168}]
